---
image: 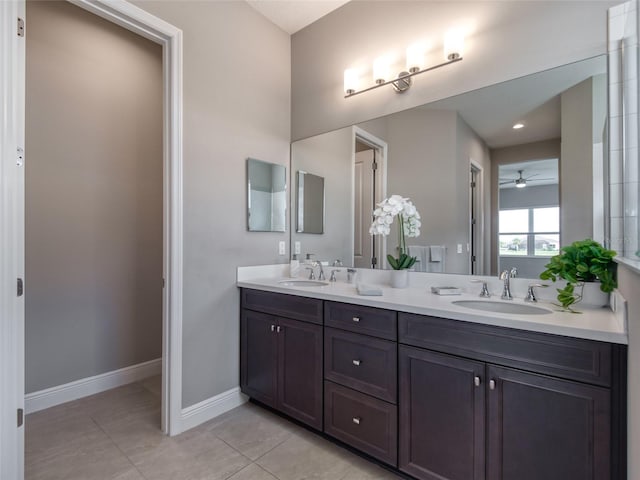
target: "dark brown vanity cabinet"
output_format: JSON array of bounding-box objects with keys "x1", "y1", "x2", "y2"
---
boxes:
[
  {"x1": 240, "y1": 290, "x2": 626, "y2": 480},
  {"x1": 399, "y1": 346, "x2": 486, "y2": 480},
  {"x1": 398, "y1": 312, "x2": 623, "y2": 480},
  {"x1": 240, "y1": 289, "x2": 323, "y2": 430},
  {"x1": 323, "y1": 301, "x2": 399, "y2": 466}
]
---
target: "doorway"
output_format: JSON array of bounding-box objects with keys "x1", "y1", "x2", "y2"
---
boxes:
[
  {"x1": 469, "y1": 162, "x2": 484, "y2": 275},
  {"x1": 1, "y1": 1, "x2": 183, "y2": 477},
  {"x1": 25, "y1": 0, "x2": 163, "y2": 428},
  {"x1": 352, "y1": 127, "x2": 388, "y2": 269}
]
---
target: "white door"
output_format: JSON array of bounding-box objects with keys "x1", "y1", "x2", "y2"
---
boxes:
[
  {"x1": 0, "y1": 1, "x2": 26, "y2": 479},
  {"x1": 354, "y1": 150, "x2": 375, "y2": 268}
]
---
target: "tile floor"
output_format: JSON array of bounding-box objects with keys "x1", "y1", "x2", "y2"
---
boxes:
[{"x1": 26, "y1": 376, "x2": 402, "y2": 480}]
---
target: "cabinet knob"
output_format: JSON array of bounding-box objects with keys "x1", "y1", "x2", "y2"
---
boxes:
[
  {"x1": 474, "y1": 376, "x2": 481, "y2": 387},
  {"x1": 489, "y1": 379, "x2": 496, "y2": 390},
  {"x1": 352, "y1": 359, "x2": 361, "y2": 366},
  {"x1": 276, "y1": 325, "x2": 282, "y2": 333},
  {"x1": 352, "y1": 316, "x2": 360, "y2": 323},
  {"x1": 352, "y1": 417, "x2": 361, "y2": 425},
  {"x1": 270, "y1": 325, "x2": 275, "y2": 332}
]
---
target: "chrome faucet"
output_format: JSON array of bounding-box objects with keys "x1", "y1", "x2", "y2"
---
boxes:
[
  {"x1": 525, "y1": 283, "x2": 548, "y2": 303},
  {"x1": 312, "y1": 261, "x2": 325, "y2": 281},
  {"x1": 306, "y1": 267, "x2": 315, "y2": 280},
  {"x1": 499, "y1": 267, "x2": 518, "y2": 300}
]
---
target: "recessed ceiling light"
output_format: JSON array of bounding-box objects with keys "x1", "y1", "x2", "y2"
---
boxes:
[{"x1": 513, "y1": 123, "x2": 525, "y2": 130}]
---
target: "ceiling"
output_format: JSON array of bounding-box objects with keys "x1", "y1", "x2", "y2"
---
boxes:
[
  {"x1": 499, "y1": 158, "x2": 559, "y2": 190},
  {"x1": 246, "y1": 0, "x2": 350, "y2": 34},
  {"x1": 423, "y1": 55, "x2": 606, "y2": 149}
]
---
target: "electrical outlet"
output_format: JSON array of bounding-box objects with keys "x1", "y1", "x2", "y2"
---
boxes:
[
  {"x1": 457, "y1": 244, "x2": 463, "y2": 254},
  {"x1": 294, "y1": 241, "x2": 301, "y2": 255},
  {"x1": 278, "y1": 241, "x2": 286, "y2": 255}
]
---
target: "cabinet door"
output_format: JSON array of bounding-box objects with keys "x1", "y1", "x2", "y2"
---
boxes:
[
  {"x1": 487, "y1": 365, "x2": 611, "y2": 480},
  {"x1": 277, "y1": 317, "x2": 323, "y2": 429},
  {"x1": 399, "y1": 346, "x2": 485, "y2": 480},
  {"x1": 240, "y1": 310, "x2": 278, "y2": 407}
]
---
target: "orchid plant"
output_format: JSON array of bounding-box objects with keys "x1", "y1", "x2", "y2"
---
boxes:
[{"x1": 369, "y1": 195, "x2": 422, "y2": 270}]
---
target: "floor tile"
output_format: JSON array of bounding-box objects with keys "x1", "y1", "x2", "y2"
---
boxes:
[
  {"x1": 27, "y1": 376, "x2": 404, "y2": 480},
  {"x1": 256, "y1": 432, "x2": 355, "y2": 480},
  {"x1": 227, "y1": 463, "x2": 278, "y2": 480},
  {"x1": 208, "y1": 403, "x2": 294, "y2": 460},
  {"x1": 140, "y1": 374, "x2": 162, "y2": 396},
  {"x1": 26, "y1": 432, "x2": 135, "y2": 480},
  {"x1": 128, "y1": 434, "x2": 250, "y2": 480}
]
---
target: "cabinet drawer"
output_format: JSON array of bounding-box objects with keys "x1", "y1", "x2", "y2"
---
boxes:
[
  {"x1": 241, "y1": 288, "x2": 323, "y2": 325},
  {"x1": 325, "y1": 328, "x2": 397, "y2": 403},
  {"x1": 325, "y1": 301, "x2": 397, "y2": 340},
  {"x1": 324, "y1": 381, "x2": 398, "y2": 467},
  {"x1": 399, "y1": 313, "x2": 612, "y2": 386}
]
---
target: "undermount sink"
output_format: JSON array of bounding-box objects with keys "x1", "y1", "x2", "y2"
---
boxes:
[
  {"x1": 452, "y1": 300, "x2": 552, "y2": 315},
  {"x1": 278, "y1": 280, "x2": 329, "y2": 287}
]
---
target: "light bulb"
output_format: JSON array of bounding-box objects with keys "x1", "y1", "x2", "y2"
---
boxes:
[
  {"x1": 444, "y1": 30, "x2": 464, "y2": 61},
  {"x1": 344, "y1": 69, "x2": 358, "y2": 95},
  {"x1": 373, "y1": 57, "x2": 390, "y2": 84},
  {"x1": 406, "y1": 44, "x2": 425, "y2": 73}
]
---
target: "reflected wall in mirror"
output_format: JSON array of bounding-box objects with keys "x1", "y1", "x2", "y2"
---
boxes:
[
  {"x1": 296, "y1": 171, "x2": 324, "y2": 234},
  {"x1": 498, "y1": 159, "x2": 559, "y2": 278},
  {"x1": 290, "y1": 55, "x2": 607, "y2": 278},
  {"x1": 247, "y1": 158, "x2": 286, "y2": 232}
]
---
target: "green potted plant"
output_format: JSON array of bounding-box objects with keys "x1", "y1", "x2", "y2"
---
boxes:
[{"x1": 539, "y1": 239, "x2": 617, "y2": 312}]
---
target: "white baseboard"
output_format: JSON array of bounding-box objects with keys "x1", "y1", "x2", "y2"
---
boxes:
[
  {"x1": 180, "y1": 387, "x2": 248, "y2": 432},
  {"x1": 25, "y1": 358, "x2": 162, "y2": 414}
]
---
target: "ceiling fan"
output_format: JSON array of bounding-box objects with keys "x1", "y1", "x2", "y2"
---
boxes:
[{"x1": 499, "y1": 170, "x2": 554, "y2": 188}]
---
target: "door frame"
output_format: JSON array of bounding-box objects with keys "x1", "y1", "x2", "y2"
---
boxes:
[
  {"x1": 0, "y1": 7, "x2": 184, "y2": 480},
  {"x1": 69, "y1": 0, "x2": 184, "y2": 438},
  {"x1": 469, "y1": 160, "x2": 485, "y2": 275},
  {"x1": 1, "y1": 2, "x2": 26, "y2": 478},
  {"x1": 352, "y1": 126, "x2": 388, "y2": 268}
]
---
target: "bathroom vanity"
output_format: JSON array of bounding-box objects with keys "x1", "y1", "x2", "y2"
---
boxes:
[{"x1": 238, "y1": 268, "x2": 627, "y2": 480}]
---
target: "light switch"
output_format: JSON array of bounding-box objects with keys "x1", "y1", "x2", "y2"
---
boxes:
[{"x1": 457, "y1": 244, "x2": 463, "y2": 254}]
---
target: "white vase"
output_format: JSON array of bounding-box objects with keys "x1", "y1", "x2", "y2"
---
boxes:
[
  {"x1": 390, "y1": 269, "x2": 409, "y2": 288},
  {"x1": 578, "y1": 282, "x2": 610, "y2": 307}
]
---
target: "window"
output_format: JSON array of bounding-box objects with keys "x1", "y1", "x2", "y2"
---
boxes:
[{"x1": 499, "y1": 206, "x2": 559, "y2": 257}]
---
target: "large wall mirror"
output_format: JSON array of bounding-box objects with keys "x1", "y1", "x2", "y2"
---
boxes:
[
  {"x1": 247, "y1": 158, "x2": 287, "y2": 232},
  {"x1": 290, "y1": 55, "x2": 607, "y2": 279}
]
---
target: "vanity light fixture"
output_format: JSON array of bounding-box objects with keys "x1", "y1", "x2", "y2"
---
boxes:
[{"x1": 344, "y1": 31, "x2": 464, "y2": 98}]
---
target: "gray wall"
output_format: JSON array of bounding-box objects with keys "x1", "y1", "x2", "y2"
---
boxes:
[
  {"x1": 561, "y1": 76, "x2": 605, "y2": 243},
  {"x1": 291, "y1": 127, "x2": 353, "y2": 262},
  {"x1": 291, "y1": 1, "x2": 617, "y2": 141},
  {"x1": 129, "y1": 1, "x2": 291, "y2": 408},
  {"x1": 25, "y1": 1, "x2": 163, "y2": 393}
]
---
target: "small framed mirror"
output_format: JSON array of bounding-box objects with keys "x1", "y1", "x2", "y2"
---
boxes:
[
  {"x1": 296, "y1": 171, "x2": 324, "y2": 234},
  {"x1": 247, "y1": 158, "x2": 287, "y2": 232}
]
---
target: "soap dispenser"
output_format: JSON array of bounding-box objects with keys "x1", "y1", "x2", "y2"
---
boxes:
[{"x1": 290, "y1": 254, "x2": 300, "y2": 278}]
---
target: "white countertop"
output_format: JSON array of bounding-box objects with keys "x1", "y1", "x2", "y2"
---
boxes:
[{"x1": 237, "y1": 265, "x2": 628, "y2": 345}]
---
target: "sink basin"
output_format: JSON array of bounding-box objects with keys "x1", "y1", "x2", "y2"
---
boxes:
[
  {"x1": 452, "y1": 300, "x2": 552, "y2": 315},
  {"x1": 278, "y1": 280, "x2": 329, "y2": 287}
]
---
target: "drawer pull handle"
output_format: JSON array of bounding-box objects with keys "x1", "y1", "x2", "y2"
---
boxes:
[
  {"x1": 352, "y1": 359, "x2": 361, "y2": 366},
  {"x1": 474, "y1": 376, "x2": 481, "y2": 387},
  {"x1": 352, "y1": 316, "x2": 360, "y2": 322},
  {"x1": 352, "y1": 417, "x2": 361, "y2": 425},
  {"x1": 489, "y1": 379, "x2": 496, "y2": 390},
  {"x1": 276, "y1": 325, "x2": 282, "y2": 333},
  {"x1": 270, "y1": 325, "x2": 275, "y2": 332}
]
